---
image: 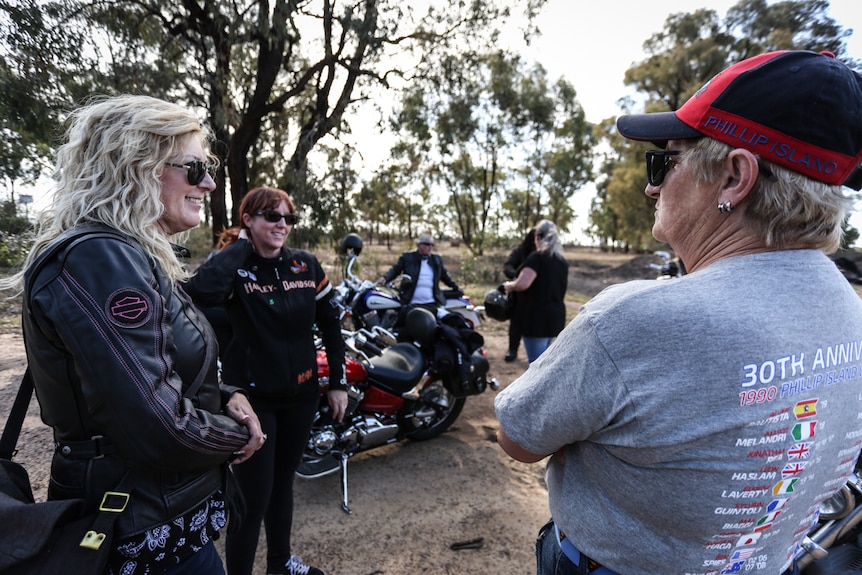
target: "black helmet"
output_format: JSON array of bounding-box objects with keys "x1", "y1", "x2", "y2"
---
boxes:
[
  {"x1": 340, "y1": 233, "x2": 363, "y2": 256},
  {"x1": 403, "y1": 307, "x2": 437, "y2": 347},
  {"x1": 483, "y1": 287, "x2": 512, "y2": 321}
]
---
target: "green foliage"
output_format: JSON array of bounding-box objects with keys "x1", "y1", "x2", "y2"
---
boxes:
[
  {"x1": 3, "y1": 0, "x2": 854, "y2": 253},
  {"x1": 841, "y1": 217, "x2": 860, "y2": 251},
  {"x1": 388, "y1": 50, "x2": 595, "y2": 254},
  {"x1": 0, "y1": 231, "x2": 33, "y2": 269},
  {"x1": 183, "y1": 225, "x2": 217, "y2": 260},
  {"x1": 0, "y1": 200, "x2": 31, "y2": 235},
  {"x1": 0, "y1": 0, "x2": 82, "y2": 185},
  {"x1": 456, "y1": 252, "x2": 504, "y2": 286},
  {"x1": 0, "y1": 199, "x2": 33, "y2": 269}
]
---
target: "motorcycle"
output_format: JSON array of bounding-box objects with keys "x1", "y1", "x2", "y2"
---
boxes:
[
  {"x1": 333, "y1": 233, "x2": 484, "y2": 332},
  {"x1": 297, "y1": 307, "x2": 499, "y2": 514},
  {"x1": 795, "y1": 456, "x2": 862, "y2": 573}
]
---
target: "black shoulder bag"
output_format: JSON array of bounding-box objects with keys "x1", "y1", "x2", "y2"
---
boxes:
[{"x1": 0, "y1": 368, "x2": 134, "y2": 575}]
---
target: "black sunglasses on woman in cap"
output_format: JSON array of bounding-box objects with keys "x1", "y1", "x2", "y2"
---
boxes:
[
  {"x1": 645, "y1": 150, "x2": 681, "y2": 187},
  {"x1": 645, "y1": 150, "x2": 776, "y2": 187}
]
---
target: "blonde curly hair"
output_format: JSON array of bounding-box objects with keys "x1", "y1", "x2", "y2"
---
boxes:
[{"x1": 3, "y1": 94, "x2": 214, "y2": 292}]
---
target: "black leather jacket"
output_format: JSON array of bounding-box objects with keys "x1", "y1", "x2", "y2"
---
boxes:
[
  {"x1": 22, "y1": 225, "x2": 250, "y2": 538},
  {"x1": 382, "y1": 251, "x2": 460, "y2": 306}
]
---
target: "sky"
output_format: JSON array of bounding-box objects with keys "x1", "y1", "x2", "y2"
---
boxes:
[{"x1": 508, "y1": 0, "x2": 862, "y2": 242}]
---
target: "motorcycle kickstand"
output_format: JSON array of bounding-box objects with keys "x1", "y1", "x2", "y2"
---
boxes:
[{"x1": 339, "y1": 452, "x2": 352, "y2": 515}]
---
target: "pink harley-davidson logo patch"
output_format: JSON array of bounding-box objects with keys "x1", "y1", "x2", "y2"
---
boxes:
[{"x1": 106, "y1": 289, "x2": 152, "y2": 328}]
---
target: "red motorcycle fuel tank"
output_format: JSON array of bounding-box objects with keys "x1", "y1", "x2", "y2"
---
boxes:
[
  {"x1": 315, "y1": 351, "x2": 404, "y2": 414},
  {"x1": 316, "y1": 351, "x2": 367, "y2": 388}
]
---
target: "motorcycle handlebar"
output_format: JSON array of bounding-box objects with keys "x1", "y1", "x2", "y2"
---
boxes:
[{"x1": 357, "y1": 339, "x2": 384, "y2": 357}]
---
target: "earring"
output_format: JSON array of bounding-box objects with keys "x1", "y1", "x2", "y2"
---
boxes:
[{"x1": 718, "y1": 200, "x2": 733, "y2": 214}]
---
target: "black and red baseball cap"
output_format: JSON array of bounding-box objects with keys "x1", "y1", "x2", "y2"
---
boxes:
[{"x1": 616, "y1": 50, "x2": 862, "y2": 190}]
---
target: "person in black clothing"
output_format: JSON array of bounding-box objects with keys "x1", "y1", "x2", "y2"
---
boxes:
[
  {"x1": 184, "y1": 187, "x2": 347, "y2": 575},
  {"x1": 503, "y1": 220, "x2": 569, "y2": 363},
  {"x1": 502, "y1": 229, "x2": 536, "y2": 362},
  {"x1": 377, "y1": 233, "x2": 461, "y2": 319}
]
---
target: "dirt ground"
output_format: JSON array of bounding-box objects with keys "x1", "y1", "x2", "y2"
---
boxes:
[{"x1": 0, "y1": 249, "x2": 661, "y2": 575}]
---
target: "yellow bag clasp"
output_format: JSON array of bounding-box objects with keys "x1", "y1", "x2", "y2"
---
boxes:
[{"x1": 79, "y1": 530, "x2": 106, "y2": 550}]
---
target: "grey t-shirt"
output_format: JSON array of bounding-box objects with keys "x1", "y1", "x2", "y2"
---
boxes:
[{"x1": 495, "y1": 250, "x2": 862, "y2": 575}]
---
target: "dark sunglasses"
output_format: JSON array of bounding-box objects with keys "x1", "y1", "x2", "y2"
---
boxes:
[
  {"x1": 252, "y1": 209, "x2": 299, "y2": 225},
  {"x1": 645, "y1": 150, "x2": 682, "y2": 187},
  {"x1": 646, "y1": 149, "x2": 778, "y2": 187},
  {"x1": 167, "y1": 161, "x2": 215, "y2": 185},
  {"x1": 419, "y1": 242, "x2": 434, "y2": 247}
]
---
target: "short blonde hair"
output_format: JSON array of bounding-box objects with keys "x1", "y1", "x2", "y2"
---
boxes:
[{"x1": 683, "y1": 138, "x2": 854, "y2": 253}]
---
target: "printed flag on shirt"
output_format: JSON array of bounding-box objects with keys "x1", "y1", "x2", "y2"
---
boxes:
[
  {"x1": 730, "y1": 548, "x2": 754, "y2": 561},
  {"x1": 791, "y1": 421, "x2": 817, "y2": 441},
  {"x1": 794, "y1": 399, "x2": 817, "y2": 419},
  {"x1": 721, "y1": 560, "x2": 746, "y2": 574},
  {"x1": 757, "y1": 511, "x2": 781, "y2": 526},
  {"x1": 782, "y1": 462, "x2": 807, "y2": 478},
  {"x1": 754, "y1": 522, "x2": 773, "y2": 533},
  {"x1": 736, "y1": 533, "x2": 762, "y2": 547},
  {"x1": 787, "y1": 443, "x2": 810, "y2": 460},
  {"x1": 773, "y1": 478, "x2": 798, "y2": 495},
  {"x1": 767, "y1": 498, "x2": 790, "y2": 513}
]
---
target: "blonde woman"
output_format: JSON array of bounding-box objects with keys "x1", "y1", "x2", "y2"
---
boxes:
[{"x1": 3, "y1": 95, "x2": 264, "y2": 575}]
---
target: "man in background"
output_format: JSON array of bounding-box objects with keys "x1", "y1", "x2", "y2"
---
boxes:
[{"x1": 378, "y1": 234, "x2": 461, "y2": 318}]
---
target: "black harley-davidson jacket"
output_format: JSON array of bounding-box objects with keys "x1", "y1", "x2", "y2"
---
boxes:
[
  {"x1": 22, "y1": 225, "x2": 250, "y2": 538},
  {"x1": 183, "y1": 239, "x2": 346, "y2": 404}
]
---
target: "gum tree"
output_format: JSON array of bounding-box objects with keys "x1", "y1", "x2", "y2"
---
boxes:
[{"x1": 0, "y1": 0, "x2": 544, "y2": 243}]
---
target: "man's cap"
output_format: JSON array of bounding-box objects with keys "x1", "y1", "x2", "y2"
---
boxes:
[
  {"x1": 416, "y1": 234, "x2": 434, "y2": 245},
  {"x1": 616, "y1": 50, "x2": 862, "y2": 189}
]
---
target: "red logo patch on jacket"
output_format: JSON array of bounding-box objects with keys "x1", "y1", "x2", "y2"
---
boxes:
[{"x1": 290, "y1": 259, "x2": 308, "y2": 274}]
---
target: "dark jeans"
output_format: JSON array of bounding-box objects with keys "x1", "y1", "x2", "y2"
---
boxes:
[
  {"x1": 536, "y1": 520, "x2": 620, "y2": 575},
  {"x1": 538, "y1": 519, "x2": 800, "y2": 575},
  {"x1": 537, "y1": 520, "x2": 578, "y2": 575},
  {"x1": 523, "y1": 337, "x2": 554, "y2": 363}
]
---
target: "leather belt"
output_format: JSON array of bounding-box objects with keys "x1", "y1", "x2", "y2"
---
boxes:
[{"x1": 55, "y1": 435, "x2": 115, "y2": 459}]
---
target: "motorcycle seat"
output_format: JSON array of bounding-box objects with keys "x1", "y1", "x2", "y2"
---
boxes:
[{"x1": 366, "y1": 343, "x2": 426, "y2": 393}]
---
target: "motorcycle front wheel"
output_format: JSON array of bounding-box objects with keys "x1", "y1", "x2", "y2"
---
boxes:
[{"x1": 399, "y1": 383, "x2": 466, "y2": 441}]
